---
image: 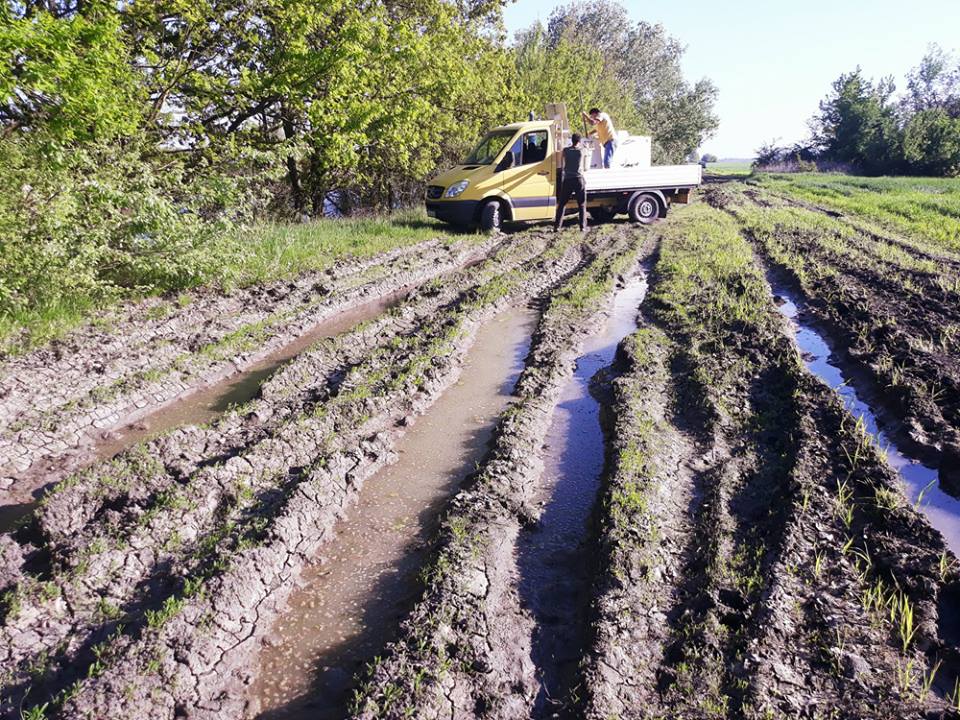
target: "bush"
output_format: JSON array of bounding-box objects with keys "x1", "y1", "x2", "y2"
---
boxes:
[
  {"x1": 902, "y1": 109, "x2": 960, "y2": 177},
  {"x1": 752, "y1": 143, "x2": 817, "y2": 173},
  {"x1": 0, "y1": 134, "x2": 280, "y2": 352}
]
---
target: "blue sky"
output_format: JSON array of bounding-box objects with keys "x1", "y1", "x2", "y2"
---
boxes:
[{"x1": 503, "y1": 0, "x2": 960, "y2": 158}]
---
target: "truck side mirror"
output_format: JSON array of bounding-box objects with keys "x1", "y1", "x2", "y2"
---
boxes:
[{"x1": 496, "y1": 153, "x2": 514, "y2": 172}]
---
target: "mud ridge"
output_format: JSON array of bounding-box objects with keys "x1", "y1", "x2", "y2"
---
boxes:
[
  {"x1": 8, "y1": 231, "x2": 586, "y2": 720},
  {"x1": 33, "y1": 232, "x2": 550, "y2": 553},
  {"x1": 350, "y1": 225, "x2": 652, "y2": 720},
  {"x1": 0, "y1": 231, "x2": 571, "y2": 718},
  {"x1": 0, "y1": 235, "x2": 499, "y2": 497},
  {"x1": 580, "y1": 324, "x2": 704, "y2": 718},
  {"x1": 710, "y1": 184, "x2": 960, "y2": 498},
  {"x1": 580, "y1": 204, "x2": 959, "y2": 719}
]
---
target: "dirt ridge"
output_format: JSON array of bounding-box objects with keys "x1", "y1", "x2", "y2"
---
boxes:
[
  {"x1": 0, "y1": 236, "x2": 498, "y2": 497},
  {"x1": 351, "y1": 226, "x2": 650, "y2": 720}
]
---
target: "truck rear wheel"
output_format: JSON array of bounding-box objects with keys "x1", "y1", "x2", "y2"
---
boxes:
[
  {"x1": 478, "y1": 200, "x2": 503, "y2": 233},
  {"x1": 628, "y1": 193, "x2": 660, "y2": 224}
]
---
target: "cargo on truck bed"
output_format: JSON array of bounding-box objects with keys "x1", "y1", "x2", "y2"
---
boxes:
[{"x1": 424, "y1": 104, "x2": 702, "y2": 232}]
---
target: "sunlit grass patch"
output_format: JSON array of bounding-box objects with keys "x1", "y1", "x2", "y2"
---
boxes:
[
  {"x1": 754, "y1": 173, "x2": 960, "y2": 253},
  {"x1": 227, "y1": 209, "x2": 463, "y2": 287}
]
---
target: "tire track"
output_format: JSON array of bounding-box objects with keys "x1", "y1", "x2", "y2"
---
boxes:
[
  {"x1": 351, "y1": 226, "x2": 651, "y2": 720},
  {"x1": 0, "y1": 236, "x2": 499, "y2": 494}
]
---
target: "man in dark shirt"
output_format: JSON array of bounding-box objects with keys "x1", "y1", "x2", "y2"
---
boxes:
[{"x1": 554, "y1": 133, "x2": 587, "y2": 232}]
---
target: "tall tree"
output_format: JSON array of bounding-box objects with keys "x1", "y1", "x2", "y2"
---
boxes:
[
  {"x1": 902, "y1": 44, "x2": 960, "y2": 118},
  {"x1": 810, "y1": 69, "x2": 902, "y2": 174},
  {"x1": 903, "y1": 108, "x2": 960, "y2": 176},
  {"x1": 541, "y1": 0, "x2": 718, "y2": 162},
  {"x1": 512, "y1": 23, "x2": 642, "y2": 134}
]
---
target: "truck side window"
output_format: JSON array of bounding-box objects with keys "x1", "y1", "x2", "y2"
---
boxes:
[
  {"x1": 521, "y1": 131, "x2": 548, "y2": 165},
  {"x1": 508, "y1": 136, "x2": 523, "y2": 167}
]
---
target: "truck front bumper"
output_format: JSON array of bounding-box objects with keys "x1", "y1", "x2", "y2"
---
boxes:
[{"x1": 425, "y1": 200, "x2": 479, "y2": 227}]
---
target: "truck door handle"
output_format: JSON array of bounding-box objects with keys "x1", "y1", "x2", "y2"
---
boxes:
[{"x1": 537, "y1": 171, "x2": 550, "y2": 176}]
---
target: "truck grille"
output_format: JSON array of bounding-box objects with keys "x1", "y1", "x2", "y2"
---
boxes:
[{"x1": 426, "y1": 185, "x2": 444, "y2": 200}]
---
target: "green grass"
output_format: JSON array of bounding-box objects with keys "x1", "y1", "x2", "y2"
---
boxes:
[
  {"x1": 753, "y1": 173, "x2": 960, "y2": 253},
  {"x1": 225, "y1": 209, "x2": 463, "y2": 288},
  {"x1": 0, "y1": 210, "x2": 456, "y2": 355},
  {"x1": 652, "y1": 202, "x2": 770, "y2": 336},
  {"x1": 705, "y1": 161, "x2": 753, "y2": 177}
]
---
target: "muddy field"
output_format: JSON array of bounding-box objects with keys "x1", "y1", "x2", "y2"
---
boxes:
[{"x1": 2, "y1": 184, "x2": 960, "y2": 720}]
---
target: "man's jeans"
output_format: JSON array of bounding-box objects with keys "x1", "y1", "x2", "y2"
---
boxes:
[
  {"x1": 554, "y1": 175, "x2": 587, "y2": 231},
  {"x1": 603, "y1": 140, "x2": 615, "y2": 168}
]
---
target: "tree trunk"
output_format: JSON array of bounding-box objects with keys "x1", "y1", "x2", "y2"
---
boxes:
[{"x1": 281, "y1": 114, "x2": 303, "y2": 213}]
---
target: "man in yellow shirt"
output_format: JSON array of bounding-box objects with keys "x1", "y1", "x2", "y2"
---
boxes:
[{"x1": 583, "y1": 107, "x2": 616, "y2": 168}]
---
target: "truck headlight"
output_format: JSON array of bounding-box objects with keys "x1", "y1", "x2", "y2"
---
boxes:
[{"x1": 445, "y1": 180, "x2": 469, "y2": 198}]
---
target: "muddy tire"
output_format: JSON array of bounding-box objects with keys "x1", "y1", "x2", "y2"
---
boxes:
[
  {"x1": 479, "y1": 200, "x2": 503, "y2": 233},
  {"x1": 589, "y1": 206, "x2": 616, "y2": 224},
  {"x1": 628, "y1": 193, "x2": 660, "y2": 224}
]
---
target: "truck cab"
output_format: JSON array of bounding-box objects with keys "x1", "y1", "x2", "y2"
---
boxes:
[
  {"x1": 425, "y1": 121, "x2": 559, "y2": 230},
  {"x1": 425, "y1": 117, "x2": 701, "y2": 232}
]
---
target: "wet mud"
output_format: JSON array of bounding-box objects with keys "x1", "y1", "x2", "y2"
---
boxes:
[
  {"x1": 0, "y1": 237, "x2": 496, "y2": 498},
  {"x1": 352, "y1": 226, "x2": 650, "y2": 720},
  {"x1": 710, "y1": 184, "x2": 960, "y2": 499},
  {"x1": 516, "y1": 275, "x2": 647, "y2": 716},
  {"x1": 251, "y1": 307, "x2": 535, "y2": 719},
  {"x1": 5, "y1": 193, "x2": 960, "y2": 720},
  {"x1": 0, "y1": 290, "x2": 411, "y2": 533},
  {"x1": 769, "y1": 276, "x2": 960, "y2": 554},
  {"x1": 580, "y1": 207, "x2": 960, "y2": 720},
  {"x1": 0, "y1": 228, "x2": 583, "y2": 720}
]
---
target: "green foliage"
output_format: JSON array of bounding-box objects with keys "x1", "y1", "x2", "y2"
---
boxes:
[
  {"x1": 0, "y1": 133, "x2": 276, "y2": 352},
  {"x1": 902, "y1": 109, "x2": 960, "y2": 176},
  {"x1": 0, "y1": 1, "x2": 142, "y2": 142},
  {"x1": 513, "y1": 23, "x2": 643, "y2": 135},
  {"x1": 541, "y1": 1, "x2": 718, "y2": 162},
  {"x1": 799, "y1": 46, "x2": 960, "y2": 176},
  {"x1": 811, "y1": 69, "x2": 902, "y2": 174}
]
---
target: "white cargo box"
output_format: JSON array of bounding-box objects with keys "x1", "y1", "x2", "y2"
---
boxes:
[
  {"x1": 584, "y1": 163, "x2": 702, "y2": 192},
  {"x1": 583, "y1": 133, "x2": 652, "y2": 169}
]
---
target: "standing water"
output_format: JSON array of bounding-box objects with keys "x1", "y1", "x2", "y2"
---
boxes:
[
  {"x1": 769, "y1": 278, "x2": 960, "y2": 555},
  {"x1": 0, "y1": 291, "x2": 410, "y2": 533},
  {"x1": 250, "y1": 306, "x2": 537, "y2": 719},
  {"x1": 516, "y1": 274, "x2": 648, "y2": 717}
]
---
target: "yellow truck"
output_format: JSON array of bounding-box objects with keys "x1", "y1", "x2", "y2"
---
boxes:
[{"x1": 424, "y1": 115, "x2": 702, "y2": 232}]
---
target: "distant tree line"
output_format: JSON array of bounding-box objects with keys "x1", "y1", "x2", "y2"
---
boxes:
[
  {"x1": 0, "y1": 0, "x2": 716, "y2": 329},
  {"x1": 755, "y1": 45, "x2": 960, "y2": 176}
]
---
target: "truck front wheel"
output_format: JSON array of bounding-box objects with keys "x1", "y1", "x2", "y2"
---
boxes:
[
  {"x1": 478, "y1": 200, "x2": 503, "y2": 233},
  {"x1": 628, "y1": 193, "x2": 660, "y2": 224}
]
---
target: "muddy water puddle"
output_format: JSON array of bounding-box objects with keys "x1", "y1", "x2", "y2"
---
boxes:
[
  {"x1": 0, "y1": 291, "x2": 410, "y2": 533},
  {"x1": 250, "y1": 306, "x2": 536, "y2": 720},
  {"x1": 516, "y1": 274, "x2": 648, "y2": 716},
  {"x1": 770, "y1": 280, "x2": 960, "y2": 555}
]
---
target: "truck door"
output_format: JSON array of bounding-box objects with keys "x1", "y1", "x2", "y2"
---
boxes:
[{"x1": 499, "y1": 129, "x2": 555, "y2": 221}]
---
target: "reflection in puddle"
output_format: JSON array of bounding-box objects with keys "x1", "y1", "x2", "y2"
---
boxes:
[
  {"x1": 250, "y1": 306, "x2": 537, "y2": 720},
  {"x1": 516, "y1": 275, "x2": 648, "y2": 716},
  {"x1": 770, "y1": 281, "x2": 960, "y2": 555}
]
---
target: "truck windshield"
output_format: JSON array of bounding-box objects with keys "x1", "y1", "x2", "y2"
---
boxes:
[{"x1": 463, "y1": 130, "x2": 516, "y2": 165}]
